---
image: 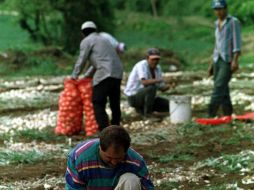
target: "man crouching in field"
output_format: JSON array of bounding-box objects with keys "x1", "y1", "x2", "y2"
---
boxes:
[{"x1": 65, "y1": 125, "x2": 154, "y2": 190}]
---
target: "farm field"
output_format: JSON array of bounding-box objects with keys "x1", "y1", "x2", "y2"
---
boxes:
[
  {"x1": 0, "y1": 70, "x2": 254, "y2": 189},
  {"x1": 1, "y1": 6, "x2": 254, "y2": 189}
]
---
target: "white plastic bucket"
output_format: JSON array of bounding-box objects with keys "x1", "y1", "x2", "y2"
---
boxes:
[{"x1": 169, "y1": 95, "x2": 191, "y2": 124}]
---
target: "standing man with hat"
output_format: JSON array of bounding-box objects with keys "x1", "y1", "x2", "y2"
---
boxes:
[
  {"x1": 71, "y1": 21, "x2": 123, "y2": 131},
  {"x1": 124, "y1": 48, "x2": 169, "y2": 117},
  {"x1": 208, "y1": 0, "x2": 241, "y2": 117}
]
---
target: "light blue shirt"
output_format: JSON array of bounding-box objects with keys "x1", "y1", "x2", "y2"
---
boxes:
[{"x1": 213, "y1": 15, "x2": 241, "y2": 63}]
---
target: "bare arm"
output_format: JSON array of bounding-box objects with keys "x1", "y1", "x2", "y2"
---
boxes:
[
  {"x1": 231, "y1": 52, "x2": 240, "y2": 73},
  {"x1": 141, "y1": 78, "x2": 163, "y2": 86}
]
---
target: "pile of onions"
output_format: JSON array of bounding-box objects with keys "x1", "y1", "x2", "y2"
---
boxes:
[
  {"x1": 55, "y1": 78, "x2": 98, "y2": 136},
  {"x1": 55, "y1": 79, "x2": 83, "y2": 136},
  {"x1": 78, "y1": 79, "x2": 98, "y2": 136}
]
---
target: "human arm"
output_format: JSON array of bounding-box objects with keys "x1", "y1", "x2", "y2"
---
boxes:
[
  {"x1": 159, "y1": 84, "x2": 170, "y2": 92},
  {"x1": 138, "y1": 160, "x2": 155, "y2": 190},
  {"x1": 71, "y1": 40, "x2": 91, "y2": 79},
  {"x1": 65, "y1": 155, "x2": 87, "y2": 190},
  {"x1": 208, "y1": 61, "x2": 213, "y2": 77},
  {"x1": 141, "y1": 78, "x2": 163, "y2": 86},
  {"x1": 231, "y1": 52, "x2": 240, "y2": 73},
  {"x1": 84, "y1": 66, "x2": 96, "y2": 78},
  {"x1": 154, "y1": 66, "x2": 169, "y2": 92},
  {"x1": 231, "y1": 18, "x2": 241, "y2": 73}
]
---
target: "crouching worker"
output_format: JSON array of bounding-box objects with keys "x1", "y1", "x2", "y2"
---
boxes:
[
  {"x1": 124, "y1": 48, "x2": 170, "y2": 117},
  {"x1": 65, "y1": 125, "x2": 154, "y2": 190}
]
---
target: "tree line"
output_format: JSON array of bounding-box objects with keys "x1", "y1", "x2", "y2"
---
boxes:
[{"x1": 1, "y1": 0, "x2": 253, "y2": 54}]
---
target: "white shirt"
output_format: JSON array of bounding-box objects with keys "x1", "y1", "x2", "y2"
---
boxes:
[{"x1": 124, "y1": 59, "x2": 165, "y2": 96}]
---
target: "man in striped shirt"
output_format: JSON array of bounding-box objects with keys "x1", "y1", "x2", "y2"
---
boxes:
[
  {"x1": 65, "y1": 126, "x2": 154, "y2": 190},
  {"x1": 208, "y1": 0, "x2": 241, "y2": 117}
]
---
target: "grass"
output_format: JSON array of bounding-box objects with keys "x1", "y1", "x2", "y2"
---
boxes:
[
  {"x1": 115, "y1": 11, "x2": 214, "y2": 71},
  {"x1": 12, "y1": 57, "x2": 65, "y2": 76},
  {"x1": 0, "y1": 128, "x2": 66, "y2": 143},
  {"x1": 0, "y1": 15, "x2": 41, "y2": 51},
  {"x1": 158, "y1": 182, "x2": 179, "y2": 189},
  {"x1": 158, "y1": 153, "x2": 196, "y2": 163},
  {"x1": 0, "y1": 11, "x2": 254, "y2": 76},
  {"x1": 0, "y1": 150, "x2": 45, "y2": 165},
  {"x1": 195, "y1": 150, "x2": 254, "y2": 173}
]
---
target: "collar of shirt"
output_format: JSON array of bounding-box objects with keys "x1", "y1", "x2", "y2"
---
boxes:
[
  {"x1": 215, "y1": 14, "x2": 231, "y2": 29},
  {"x1": 145, "y1": 60, "x2": 159, "y2": 73}
]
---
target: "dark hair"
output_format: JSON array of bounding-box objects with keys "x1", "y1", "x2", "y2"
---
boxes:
[
  {"x1": 99, "y1": 126, "x2": 131, "y2": 152},
  {"x1": 82, "y1": 28, "x2": 96, "y2": 36}
]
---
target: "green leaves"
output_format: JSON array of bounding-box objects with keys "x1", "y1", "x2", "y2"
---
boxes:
[{"x1": 0, "y1": 150, "x2": 44, "y2": 165}]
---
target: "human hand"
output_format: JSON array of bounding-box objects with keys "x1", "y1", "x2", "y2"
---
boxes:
[
  {"x1": 155, "y1": 78, "x2": 163, "y2": 83},
  {"x1": 68, "y1": 76, "x2": 77, "y2": 80},
  {"x1": 160, "y1": 84, "x2": 170, "y2": 92},
  {"x1": 231, "y1": 60, "x2": 239, "y2": 73},
  {"x1": 208, "y1": 64, "x2": 213, "y2": 77}
]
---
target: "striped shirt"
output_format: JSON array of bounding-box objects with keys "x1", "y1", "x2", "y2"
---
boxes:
[
  {"x1": 65, "y1": 139, "x2": 154, "y2": 190},
  {"x1": 71, "y1": 32, "x2": 123, "y2": 86},
  {"x1": 124, "y1": 59, "x2": 165, "y2": 96},
  {"x1": 213, "y1": 15, "x2": 241, "y2": 63}
]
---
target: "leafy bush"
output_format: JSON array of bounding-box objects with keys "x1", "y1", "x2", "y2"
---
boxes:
[
  {"x1": 1, "y1": 0, "x2": 115, "y2": 54},
  {"x1": 227, "y1": 0, "x2": 254, "y2": 24}
]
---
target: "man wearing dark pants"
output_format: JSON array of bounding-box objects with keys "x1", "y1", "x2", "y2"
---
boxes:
[
  {"x1": 71, "y1": 21, "x2": 123, "y2": 130},
  {"x1": 208, "y1": 0, "x2": 241, "y2": 117},
  {"x1": 124, "y1": 48, "x2": 169, "y2": 117},
  {"x1": 93, "y1": 78, "x2": 121, "y2": 129}
]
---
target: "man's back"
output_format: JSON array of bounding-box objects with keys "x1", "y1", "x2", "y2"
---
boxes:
[{"x1": 82, "y1": 33, "x2": 123, "y2": 84}]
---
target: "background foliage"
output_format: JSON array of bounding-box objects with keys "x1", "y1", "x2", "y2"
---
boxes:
[
  {"x1": 1, "y1": 0, "x2": 254, "y2": 54},
  {"x1": 0, "y1": 0, "x2": 254, "y2": 75},
  {"x1": 0, "y1": 0, "x2": 115, "y2": 54}
]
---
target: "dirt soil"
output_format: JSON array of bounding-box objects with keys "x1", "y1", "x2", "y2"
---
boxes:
[
  {"x1": 1, "y1": 120, "x2": 254, "y2": 190},
  {"x1": 1, "y1": 50, "x2": 254, "y2": 189}
]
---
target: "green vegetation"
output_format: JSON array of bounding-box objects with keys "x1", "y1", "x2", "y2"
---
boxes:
[
  {"x1": 0, "y1": 150, "x2": 45, "y2": 165},
  {"x1": 115, "y1": 11, "x2": 214, "y2": 71},
  {"x1": 0, "y1": 8, "x2": 253, "y2": 76},
  {"x1": 158, "y1": 152, "x2": 196, "y2": 163},
  {"x1": 0, "y1": 128, "x2": 66, "y2": 144},
  {"x1": 196, "y1": 150, "x2": 254, "y2": 173},
  {"x1": 0, "y1": 15, "x2": 39, "y2": 51},
  {"x1": 0, "y1": 0, "x2": 115, "y2": 53}
]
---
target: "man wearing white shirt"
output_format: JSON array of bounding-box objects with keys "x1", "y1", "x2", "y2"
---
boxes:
[{"x1": 124, "y1": 48, "x2": 169, "y2": 117}]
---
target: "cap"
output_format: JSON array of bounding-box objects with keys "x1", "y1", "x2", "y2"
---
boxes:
[
  {"x1": 81, "y1": 21, "x2": 97, "y2": 30},
  {"x1": 147, "y1": 48, "x2": 160, "y2": 59},
  {"x1": 212, "y1": 0, "x2": 227, "y2": 9}
]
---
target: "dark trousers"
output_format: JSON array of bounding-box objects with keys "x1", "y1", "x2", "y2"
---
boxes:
[
  {"x1": 92, "y1": 77, "x2": 121, "y2": 131},
  {"x1": 208, "y1": 58, "x2": 232, "y2": 117},
  {"x1": 128, "y1": 85, "x2": 169, "y2": 116}
]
